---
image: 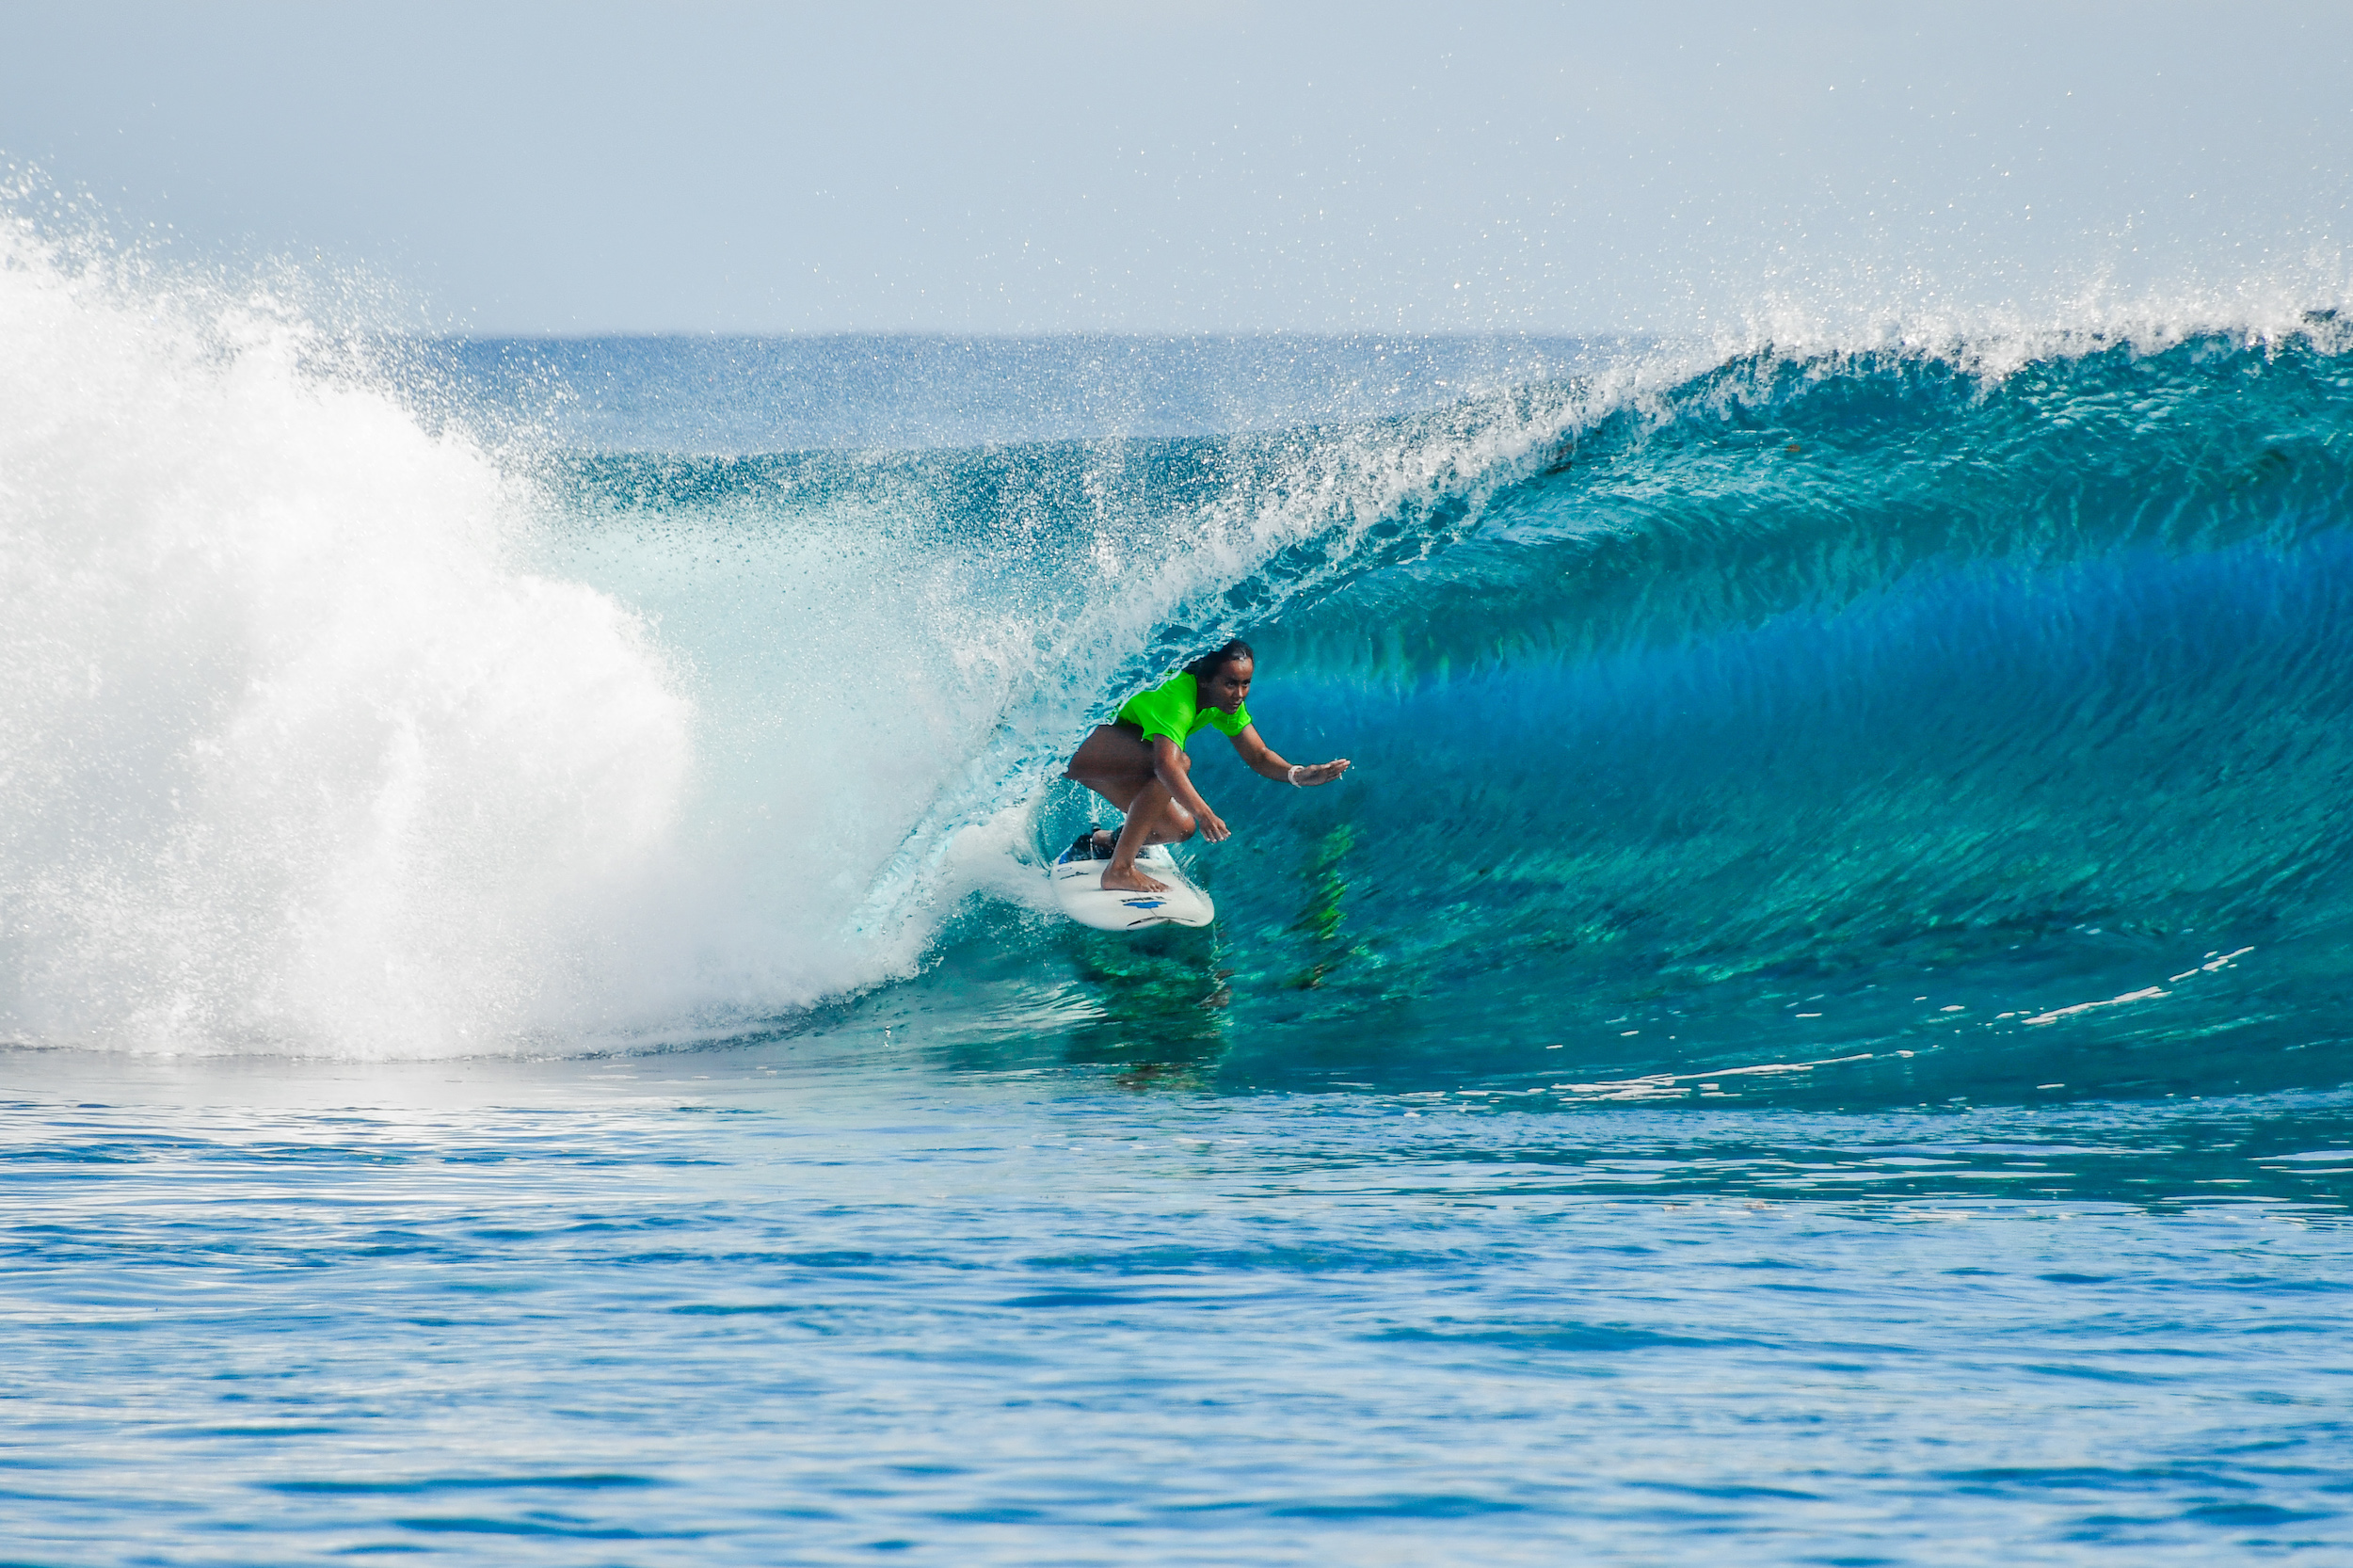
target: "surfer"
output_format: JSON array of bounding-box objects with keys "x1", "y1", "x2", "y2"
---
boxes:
[{"x1": 1063, "y1": 639, "x2": 1352, "y2": 893}]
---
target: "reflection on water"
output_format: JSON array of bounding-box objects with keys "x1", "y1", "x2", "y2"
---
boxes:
[{"x1": 3, "y1": 1045, "x2": 2348, "y2": 1565}]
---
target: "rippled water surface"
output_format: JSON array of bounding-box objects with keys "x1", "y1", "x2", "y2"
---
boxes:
[{"x1": 7, "y1": 1044, "x2": 2349, "y2": 1566}]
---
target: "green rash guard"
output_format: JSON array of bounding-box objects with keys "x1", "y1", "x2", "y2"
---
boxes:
[{"x1": 1116, "y1": 671, "x2": 1253, "y2": 752}]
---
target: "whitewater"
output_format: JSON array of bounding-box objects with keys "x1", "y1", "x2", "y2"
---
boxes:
[{"x1": 5, "y1": 216, "x2": 2353, "y2": 1564}]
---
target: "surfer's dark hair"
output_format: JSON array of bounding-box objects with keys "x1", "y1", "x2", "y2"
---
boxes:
[{"x1": 1184, "y1": 639, "x2": 1256, "y2": 681}]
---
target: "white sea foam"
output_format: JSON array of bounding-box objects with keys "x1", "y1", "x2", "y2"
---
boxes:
[
  {"x1": 0, "y1": 213, "x2": 1585, "y2": 1056},
  {"x1": 0, "y1": 221, "x2": 696, "y2": 1055}
]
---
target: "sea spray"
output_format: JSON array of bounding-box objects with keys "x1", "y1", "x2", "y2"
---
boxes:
[
  {"x1": 10, "y1": 205, "x2": 2353, "y2": 1094},
  {"x1": 0, "y1": 220, "x2": 692, "y2": 1054},
  {"x1": 0, "y1": 218, "x2": 1593, "y2": 1055}
]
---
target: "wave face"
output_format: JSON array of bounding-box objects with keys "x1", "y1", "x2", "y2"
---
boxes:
[
  {"x1": 8, "y1": 216, "x2": 2353, "y2": 1100},
  {"x1": 1128, "y1": 324, "x2": 2353, "y2": 1104}
]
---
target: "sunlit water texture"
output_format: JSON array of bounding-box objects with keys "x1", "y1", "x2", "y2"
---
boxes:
[
  {"x1": 5, "y1": 1048, "x2": 2351, "y2": 1566},
  {"x1": 6, "y1": 217, "x2": 2353, "y2": 1561}
]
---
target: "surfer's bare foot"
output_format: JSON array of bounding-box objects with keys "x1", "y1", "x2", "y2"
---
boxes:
[{"x1": 1100, "y1": 862, "x2": 1169, "y2": 893}]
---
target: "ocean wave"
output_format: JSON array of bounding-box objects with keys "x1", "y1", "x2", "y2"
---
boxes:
[
  {"x1": 1007, "y1": 323, "x2": 2353, "y2": 1101},
  {"x1": 8, "y1": 200, "x2": 2353, "y2": 1096}
]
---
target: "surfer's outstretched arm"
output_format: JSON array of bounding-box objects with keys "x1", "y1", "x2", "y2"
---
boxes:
[
  {"x1": 1062, "y1": 643, "x2": 1341, "y2": 897},
  {"x1": 1228, "y1": 725, "x2": 1351, "y2": 787}
]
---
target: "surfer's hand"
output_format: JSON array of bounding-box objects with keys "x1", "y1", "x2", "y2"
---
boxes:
[
  {"x1": 1295, "y1": 760, "x2": 1351, "y2": 786},
  {"x1": 1199, "y1": 808, "x2": 1230, "y2": 843}
]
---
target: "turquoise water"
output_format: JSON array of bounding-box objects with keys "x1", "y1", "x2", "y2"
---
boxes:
[
  {"x1": 6, "y1": 223, "x2": 2353, "y2": 1560},
  {"x1": 6, "y1": 1048, "x2": 2349, "y2": 1565}
]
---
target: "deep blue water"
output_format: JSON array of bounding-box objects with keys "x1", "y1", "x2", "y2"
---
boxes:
[
  {"x1": 6, "y1": 1048, "x2": 2350, "y2": 1565},
  {"x1": 7, "y1": 255, "x2": 2353, "y2": 1561}
]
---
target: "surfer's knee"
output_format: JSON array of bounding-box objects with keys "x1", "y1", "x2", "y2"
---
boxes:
[{"x1": 1167, "y1": 805, "x2": 1197, "y2": 841}]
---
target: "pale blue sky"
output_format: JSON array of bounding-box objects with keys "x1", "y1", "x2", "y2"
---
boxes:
[{"x1": 6, "y1": 1, "x2": 2349, "y2": 333}]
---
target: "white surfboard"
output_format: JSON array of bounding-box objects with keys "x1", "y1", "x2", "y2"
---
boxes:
[{"x1": 1049, "y1": 835, "x2": 1214, "y2": 931}]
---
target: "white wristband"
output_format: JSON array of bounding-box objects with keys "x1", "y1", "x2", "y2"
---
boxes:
[{"x1": 1288, "y1": 764, "x2": 1305, "y2": 786}]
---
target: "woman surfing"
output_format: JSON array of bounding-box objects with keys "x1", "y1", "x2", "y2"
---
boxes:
[{"x1": 1064, "y1": 639, "x2": 1352, "y2": 894}]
